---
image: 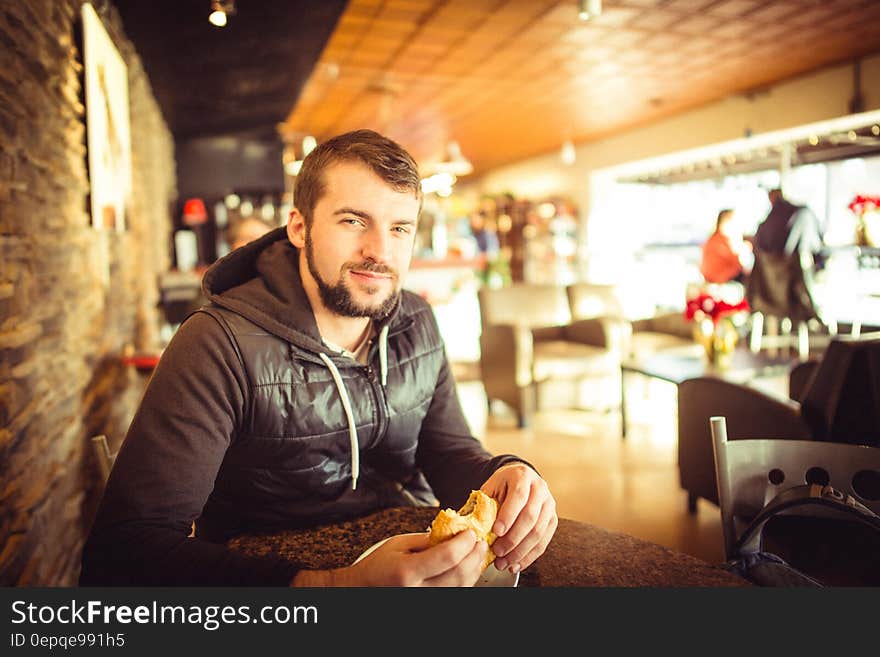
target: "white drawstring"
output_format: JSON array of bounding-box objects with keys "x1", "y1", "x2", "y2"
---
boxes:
[
  {"x1": 378, "y1": 324, "x2": 389, "y2": 387},
  {"x1": 318, "y1": 353, "x2": 360, "y2": 490}
]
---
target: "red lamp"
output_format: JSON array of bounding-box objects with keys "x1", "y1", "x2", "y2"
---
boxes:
[{"x1": 182, "y1": 198, "x2": 208, "y2": 225}]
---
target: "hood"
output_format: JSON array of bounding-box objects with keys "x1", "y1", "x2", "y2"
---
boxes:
[{"x1": 201, "y1": 226, "x2": 401, "y2": 355}]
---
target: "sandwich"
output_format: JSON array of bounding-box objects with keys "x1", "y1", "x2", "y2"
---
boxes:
[{"x1": 428, "y1": 489, "x2": 498, "y2": 571}]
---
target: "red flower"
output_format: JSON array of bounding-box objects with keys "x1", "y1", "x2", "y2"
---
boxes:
[
  {"x1": 685, "y1": 292, "x2": 749, "y2": 325},
  {"x1": 848, "y1": 195, "x2": 880, "y2": 216}
]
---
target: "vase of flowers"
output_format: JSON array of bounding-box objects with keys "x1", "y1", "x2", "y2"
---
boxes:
[
  {"x1": 848, "y1": 194, "x2": 880, "y2": 247},
  {"x1": 685, "y1": 290, "x2": 750, "y2": 367}
]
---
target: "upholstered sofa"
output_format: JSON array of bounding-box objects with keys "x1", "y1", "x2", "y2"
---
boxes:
[
  {"x1": 477, "y1": 283, "x2": 629, "y2": 427},
  {"x1": 567, "y1": 282, "x2": 693, "y2": 360},
  {"x1": 628, "y1": 312, "x2": 694, "y2": 359}
]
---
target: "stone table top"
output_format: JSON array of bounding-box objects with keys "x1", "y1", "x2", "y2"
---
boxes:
[{"x1": 228, "y1": 506, "x2": 749, "y2": 587}]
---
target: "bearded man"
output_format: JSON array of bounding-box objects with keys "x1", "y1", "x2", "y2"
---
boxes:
[{"x1": 80, "y1": 130, "x2": 556, "y2": 587}]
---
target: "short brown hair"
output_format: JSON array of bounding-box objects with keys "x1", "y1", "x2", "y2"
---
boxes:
[{"x1": 293, "y1": 129, "x2": 422, "y2": 227}]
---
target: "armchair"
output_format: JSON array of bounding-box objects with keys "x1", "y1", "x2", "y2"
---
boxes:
[
  {"x1": 566, "y1": 282, "x2": 693, "y2": 359},
  {"x1": 478, "y1": 283, "x2": 629, "y2": 427},
  {"x1": 629, "y1": 311, "x2": 694, "y2": 360},
  {"x1": 677, "y1": 332, "x2": 880, "y2": 513}
]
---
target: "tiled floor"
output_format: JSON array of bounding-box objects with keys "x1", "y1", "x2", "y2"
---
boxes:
[{"x1": 455, "y1": 374, "x2": 730, "y2": 565}]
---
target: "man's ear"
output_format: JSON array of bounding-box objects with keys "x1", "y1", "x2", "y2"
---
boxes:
[{"x1": 287, "y1": 208, "x2": 306, "y2": 248}]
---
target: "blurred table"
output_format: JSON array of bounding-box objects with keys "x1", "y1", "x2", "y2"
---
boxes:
[
  {"x1": 620, "y1": 345, "x2": 798, "y2": 437},
  {"x1": 227, "y1": 506, "x2": 748, "y2": 587}
]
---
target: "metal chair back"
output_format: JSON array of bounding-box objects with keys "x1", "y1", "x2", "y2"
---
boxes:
[{"x1": 709, "y1": 415, "x2": 880, "y2": 560}]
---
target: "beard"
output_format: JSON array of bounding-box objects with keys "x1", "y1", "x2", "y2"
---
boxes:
[{"x1": 304, "y1": 232, "x2": 401, "y2": 321}]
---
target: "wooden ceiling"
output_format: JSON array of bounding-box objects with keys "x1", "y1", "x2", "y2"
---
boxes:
[{"x1": 281, "y1": 0, "x2": 880, "y2": 177}]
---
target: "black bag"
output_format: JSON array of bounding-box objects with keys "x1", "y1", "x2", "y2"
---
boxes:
[{"x1": 722, "y1": 484, "x2": 880, "y2": 587}]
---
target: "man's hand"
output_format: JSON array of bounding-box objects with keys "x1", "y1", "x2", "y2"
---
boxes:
[
  {"x1": 290, "y1": 530, "x2": 488, "y2": 587},
  {"x1": 480, "y1": 463, "x2": 557, "y2": 574}
]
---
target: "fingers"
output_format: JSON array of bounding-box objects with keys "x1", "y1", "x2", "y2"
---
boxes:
[
  {"x1": 493, "y1": 496, "x2": 556, "y2": 572},
  {"x1": 492, "y1": 481, "x2": 557, "y2": 573},
  {"x1": 499, "y1": 511, "x2": 558, "y2": 573},
  {"x1": 422, "y1": 534, "x2": 489, "y2": 587},
  {"x1": 350, "y1": 530, "x2": 482, "y2": 586},
  {"x1": 491, "y1": 475, "x2": 550, "y2": 549},
  {"x1": 415, "y1": 529, "x2": 480, "y2": 578},
  {"x1": 492, "y1": 488, "x2": 528, "y2": 539},
  {"x1": 479, "y1": 463, "x2": 558, "y2": 574}
]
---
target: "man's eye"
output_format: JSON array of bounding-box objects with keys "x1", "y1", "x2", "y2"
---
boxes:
[
  {"x1": 342, "y1": 218, "x2": 363, "y2": 226},
  {"x1": 393, "y1": 225, "x2": 412, "y2": 234}
]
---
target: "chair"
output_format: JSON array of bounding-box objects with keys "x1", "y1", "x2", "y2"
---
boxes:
[
  {"x1": 91, "y1": 434, "x2": 116, "y2": 483},
  {"x1": 709, "y1": 416, "x2": 880, "y2": 576},
  {"x1": 565, "y1": 282, "x2": 624, "y2": 320},
  {"x1": 677, "y1": 332, "x2": 880, "y2": 512},
  {"x1": 477, "y1": 283, "x2": 628, "y2": 427},
  {"x1": 91, "y1": 433, "x2": 196, "y2": 538}
]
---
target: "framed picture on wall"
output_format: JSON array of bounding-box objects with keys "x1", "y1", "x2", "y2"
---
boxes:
[{"x1": 82, "y1": 2, "x2": 132, "y2": 233}]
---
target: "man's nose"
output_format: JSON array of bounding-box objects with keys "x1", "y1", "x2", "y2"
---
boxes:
[{"x1": 361, "y1": 225, "x2": 391, "y2": 262}]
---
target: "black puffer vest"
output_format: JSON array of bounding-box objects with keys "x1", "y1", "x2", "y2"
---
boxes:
[{"x1": 195, "y1": 231, "x2": 447, "y2": 538}]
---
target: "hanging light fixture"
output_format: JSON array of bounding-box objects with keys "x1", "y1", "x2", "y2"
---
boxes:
[
  {"x1": 420, "y1": 141, "x2": 473, "y2": 195},
  {"x1": 578, "y1": 0, "x2": 602, "y2": 21},
  {"x1": 560, "y1": 139, "x2": 576, "y2": 166},
  {"x1": 302, "y1": 135, "x2": 317, "y2": 157},
  {"x1": 209, "y1": 0, "x2": 236, "y2": 27},
  {"x1": 437, "y1": 140, "x2": 474, "y2": 176}
]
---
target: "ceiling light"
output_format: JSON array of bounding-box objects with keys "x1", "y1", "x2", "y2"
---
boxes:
[
  {"x1": 209, "y1": 0, "x2": 235, "y2": 28},
  {"x1": 429, "y1": 141, "x2": 473, "y2": 177},
  {"x1": 578, "y1": 0, "x2": 602, "y2": 21},
  {"x1": 302, "y1": 135, "x2": 317, "y2": 157},
  {"x1": 538, "y1": 202, "x2": 557, "y2": 220},
  {"x1": 421, "y1": 172, "x2": 455, "y2": 196},
  {"x1": 560, "y1": 140, "x2": 576, "y2": 166}
]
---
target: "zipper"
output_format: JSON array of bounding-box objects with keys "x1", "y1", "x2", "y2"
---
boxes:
[{"x1": 363, "y1": 363, "x2": 389, "y2": 450}]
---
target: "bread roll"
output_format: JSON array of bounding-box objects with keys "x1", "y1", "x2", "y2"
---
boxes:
[{"x1": 428, "y1": 490, "x2": 498, "y2": 571}]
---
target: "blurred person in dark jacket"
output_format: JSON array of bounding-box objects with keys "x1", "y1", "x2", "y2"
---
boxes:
[
  {"x1": 753, "y1": 188, "x2": 825, "y2": 269},
  {"x1": 80, "y1": 129, "x2": 556, "y2": 587}
]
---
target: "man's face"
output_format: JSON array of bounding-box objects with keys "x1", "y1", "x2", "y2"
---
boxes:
[{"x1": 288, "y1": 160, "x2": 420, "y2": 320}]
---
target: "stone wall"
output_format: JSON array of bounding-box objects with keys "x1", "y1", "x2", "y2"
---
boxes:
[{"x1": 0, "y1": 0, "x2": 175, "y2": 585}]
